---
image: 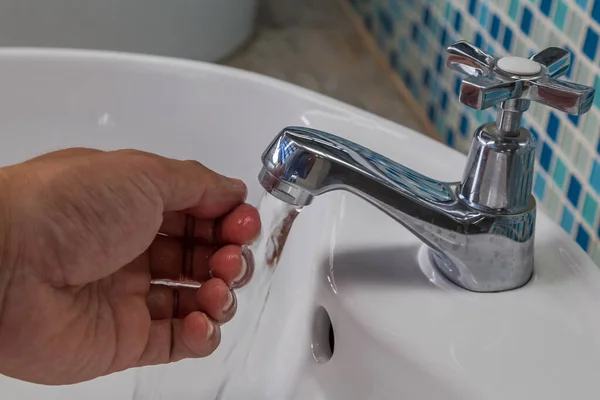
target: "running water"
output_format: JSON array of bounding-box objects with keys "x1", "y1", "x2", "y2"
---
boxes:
[{"x1": 134, "y1": 191, "x2": 302, "y2": 399}]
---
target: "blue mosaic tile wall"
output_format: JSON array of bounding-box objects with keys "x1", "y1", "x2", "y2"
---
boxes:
[{"x1": 349, "y1": 0, "x2": 600, "y2": 263}]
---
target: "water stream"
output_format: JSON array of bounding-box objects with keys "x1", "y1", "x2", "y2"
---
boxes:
[{"x1": 134, "y1": 191, "x2": 302, "y2": 399}]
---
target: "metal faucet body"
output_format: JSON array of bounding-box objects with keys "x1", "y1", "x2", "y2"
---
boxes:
[
  {"x1": 258, "y1": 41, "x2": 594, "y2": 293},
  {"x1": 259, "y1": 126, "x2": 535, "y2": 292}
]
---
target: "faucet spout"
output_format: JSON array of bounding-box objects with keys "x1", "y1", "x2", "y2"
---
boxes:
[{"x1": 259, "y1": 126, "x2": 535, "y2": 293}]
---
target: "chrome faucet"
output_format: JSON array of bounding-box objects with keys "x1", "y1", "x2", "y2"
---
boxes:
[{"x1": 258, "y1": 41, "x2": 595, "y2": 292}]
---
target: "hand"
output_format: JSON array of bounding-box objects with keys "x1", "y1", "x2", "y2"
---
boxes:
[{"x1": 0, "y1": 148, "x2": 261, "y2": 385}]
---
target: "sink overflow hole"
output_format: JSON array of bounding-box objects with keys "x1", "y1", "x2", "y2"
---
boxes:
[{"x1": 311, "y1": 306, "x2": 334, "y2": 364}]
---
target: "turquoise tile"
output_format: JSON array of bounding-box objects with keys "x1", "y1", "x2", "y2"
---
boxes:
[
  {"x1": 554, "y1": 0, "x2": 567, "y2": 30},
  {"x1": 561, "y1": 206, "x2": 575, "y2": 233},
  {"x1": 553, "y1": 157, "x2": 568, "y2": 188},
  {"x1": 590, "y1": 160, "x2": 600, "y2": 195},
  {"x1": 582, "y1": 192, "x2": 598, "y2": 227},
  {"x1": 509, "y1": 0, "x2": 519, "y2": 20},
  {"x1": 594, "y1": 75, "x2": 600, "y2": 110},
  {"x1": 534, "y1": 172, "x2": 547, "y2": 200},
  {"x1": 480, "y1": 3, "x2": 489, "y2": 27}
]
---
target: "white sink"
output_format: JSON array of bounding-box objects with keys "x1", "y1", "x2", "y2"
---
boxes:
[{"x1": 0, "y1": 49, "x2": 600, "y2": 399}]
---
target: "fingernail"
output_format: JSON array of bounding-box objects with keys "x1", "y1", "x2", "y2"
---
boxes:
[
  {"x1": 204, "y1": 315, "x2": 215, "y2": 340},
  {"x1": 222, "y1": 290, "x2": 235, "y2": 313},
  {"x1": 230, "y1": 247, "x2": 254, "y2": 289},
  {"x1": 231, "y1": 255, "x2": 247, "y2": 285}
]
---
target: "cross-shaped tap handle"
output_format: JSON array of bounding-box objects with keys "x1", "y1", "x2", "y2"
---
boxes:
[{"x1": 446, "y1": 41, "x2": 594, "y2": 116}]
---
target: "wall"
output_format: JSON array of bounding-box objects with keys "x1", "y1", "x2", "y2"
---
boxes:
[{"x1": 349, "y1": 0, "x2": 600, "y2": 263}]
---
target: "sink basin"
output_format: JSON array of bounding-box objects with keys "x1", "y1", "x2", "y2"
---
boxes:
[{"x1": 0, "y1": 48, "x2": 600, "y2": 399}]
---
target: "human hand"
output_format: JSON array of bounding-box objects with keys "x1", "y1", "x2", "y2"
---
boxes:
[{"x1": 0, "y1": 148, "x2": 260, "y2": 385}]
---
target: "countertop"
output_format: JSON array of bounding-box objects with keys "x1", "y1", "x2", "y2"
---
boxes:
[{"x1": 221, "y1": 0, "x2": 427, "y2": 135}]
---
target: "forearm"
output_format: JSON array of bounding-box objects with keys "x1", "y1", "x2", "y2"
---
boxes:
[{"x1": 0, "y1": 168, "x2": 15, "y2": 334}]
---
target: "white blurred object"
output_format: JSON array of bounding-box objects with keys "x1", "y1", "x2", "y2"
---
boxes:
[{"x1": 0, "y1": 0, "x2": 258, "y2": 61}]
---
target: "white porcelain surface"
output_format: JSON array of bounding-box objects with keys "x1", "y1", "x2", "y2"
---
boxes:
[
  {"x1": 0, "y1": 49, "x2": 599, "y2": 399},
  {"x1": 0, "y1": 0, "x2": 257, "y2": 61}
]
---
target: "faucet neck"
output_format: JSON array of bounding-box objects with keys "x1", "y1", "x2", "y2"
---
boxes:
[{"x1": 496, "y1": 98, "x2": 530, "y2": 137}]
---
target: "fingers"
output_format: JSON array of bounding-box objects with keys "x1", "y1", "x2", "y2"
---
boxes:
[
  {"x1": 148, "y1": 235, "x2": 251, "y2": 287},
  {"x1": 209, "y1": 245, "x2": 254, "y2": 288},
  {"x1": 159, "y1": 204, "x2": 261, "y2": 245},
  {"x1": 215, "y1": 204, "x2": 261, "y2": 245},
  {"x1": 195, "y1": 279, "x2": 237, "y2": 323},
  {"x1": 149, "y1": 235, "x2": 215, "y2": 282},
  {"x1": 147, "y1": 278, "x2": 236, "y2": 323},
  {"x1": 136, "y1": 313, "x2": 220, "y2": 367},
  {"x1": 160, "y1": 212, "x2": 218, "y2": 242}
]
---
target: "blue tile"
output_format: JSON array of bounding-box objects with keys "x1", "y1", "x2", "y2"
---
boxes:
[
  {"x1": 547, "y1": 112, "x2": 560, "y2": 141},
  {"x1": 490, "y1": 14, "x2": 501, "y2": 39},
  {"x1": 441, "y1": 91, "x2": 448, "y2": 111},
  {"x1": 404, "y1": 71, "x2": 413, "y2": 89},
  {"x1": 454, "y1": 77, "x2": 461, "y2": 97},
  {"x1": 378, "y1": 8, "x2": 394, "y2": 36},
  {"x1": 564, "y1": 45, "x2": 575, "y2": 77},
  {"x1": 411, "y1": 23, "x2": 419, "y2": 41},
  {"x1": 428, "y1": 103, "x2": 436, "y2": 122},
  {"x1": 447, "y1": 129, "x2": 455, "y2": 146},
  {"x1": 440, "y1": 28, "x2": 448, "y2": 47},
  {"x1": 460, "y1": 114, "x2": 469, "y2": 136},
  {"x1": 474, "y1": 32, "x2": 484, "y2": 48},
  {"x1": 540, "y1": 0, "x2": 553, "y2": 16},
  {"x1": 534, "y1": 172, "x2": 547, "y2": 199},
  {"x1": 389, "y1": 50, "x2": 398, "y2": 69},
  {"x1": 568, "y1": 113, "x2": 580, "y2": 126},
  {"x1": 423, "y1": 7, "x2": 430, "y2": 26},
  {"x1": 503, "y1": 27, "x2": 513, "y2": 51},
  {"x1": 577, "y1": 0, "x2": 589, "y2": 10},
  {"x1": 561, "y1": 206, "x2": 575, "y2": 233},
  {"x1": 436, "y1": 54, "x2": 443, "y2": 73},
  {"x1": 480, "y1": 3, "x2": 489, "y2": 27},
  {"x1": 363, "y1": 14, "x2": 373, "y2": 32},
  {"x1": 530, "y1": 126, "x2": 540, "y2": 142},
  {"x1": 540, "y1": 142, "x2": 553, "y2": 171},
  {"x1": 567, "y1": 175, "x2": 582, "y2": 206},
  {"x1": 469, "y1": 0, "x2": 478, "y2": 15},
  {"x1": 593, "y1": 0, "x2": 600, "y2": 24},
  {"x1": 423, "y1": 68, "x2": 431, "y2": 88},
  {"x1": 590, "y1": 160, "x2": 600, "y2": 194},
  {"x1": 454, "y1": 12, "x2": 463, "y2": 32},
  {"x1": 576, "y1": 225, "x2": 591, "y2": 251},
  {"x1": 445, "y1": 32, "x2": 456, "y2": 49},
  {"x1": 584, "y1": 28, "x2": 600, "y2": 60},
  {"x1": 521, "y1": 7, "x2": 533, "y2": 35}
]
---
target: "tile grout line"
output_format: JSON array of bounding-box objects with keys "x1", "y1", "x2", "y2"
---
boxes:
[{"x1": 335, "y1": 0, "x2": 440, "y2": 141}]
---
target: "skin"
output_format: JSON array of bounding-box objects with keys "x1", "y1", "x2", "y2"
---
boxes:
[{"x1": 0, "y1": 148, "x2": 261, "y2": 385}]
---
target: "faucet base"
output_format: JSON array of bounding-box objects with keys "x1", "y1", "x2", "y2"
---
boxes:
[{"x1": 429, "y1": 249, "x2": 534, "y2": 293}]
